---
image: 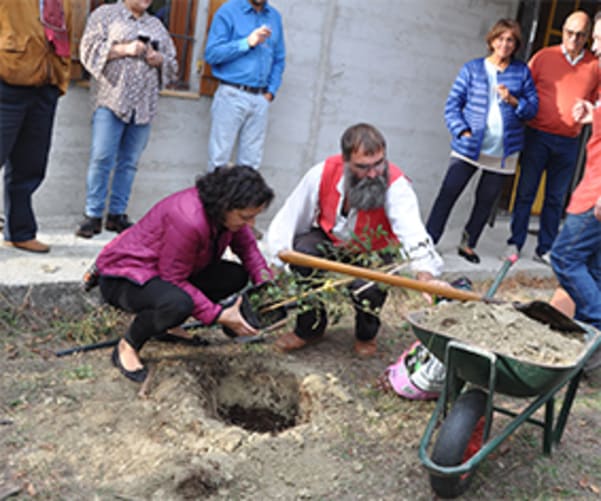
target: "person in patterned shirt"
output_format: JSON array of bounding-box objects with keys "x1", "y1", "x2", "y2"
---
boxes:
[{"x1": 76, "y1": 0, "x2": 178, "y2": 239}]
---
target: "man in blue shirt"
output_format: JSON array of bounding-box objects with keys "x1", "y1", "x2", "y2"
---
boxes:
[{"x1": 204, "y1": 0, "x2": 286, "y2": 171}]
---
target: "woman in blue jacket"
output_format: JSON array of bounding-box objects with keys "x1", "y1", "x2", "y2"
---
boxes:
[{"x1": 426, "y1": 18, "x2": 538, "y2": 263}]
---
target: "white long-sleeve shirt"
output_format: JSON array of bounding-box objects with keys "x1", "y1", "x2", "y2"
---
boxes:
[{"x1": 267, "y1": 161, "x2": 443, "y2": 276}]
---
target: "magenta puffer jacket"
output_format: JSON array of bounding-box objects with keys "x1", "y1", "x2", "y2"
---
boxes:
[{"x1": 96, "y1": 187, "x2": 272, "y2": 324}]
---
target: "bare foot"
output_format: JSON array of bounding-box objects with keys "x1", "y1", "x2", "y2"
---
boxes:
[{"x1": 118, "y1": 339, "x2": 144, "y2": 372}]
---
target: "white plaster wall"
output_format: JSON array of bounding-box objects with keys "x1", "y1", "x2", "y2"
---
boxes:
[{"x1": 15, "y1": 0, "x2": 520, "y2": 234}]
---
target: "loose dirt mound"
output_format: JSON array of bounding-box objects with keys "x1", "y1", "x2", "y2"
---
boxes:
[{"x1": 417, "y1": 301, "x2": 588, "y2": 365}]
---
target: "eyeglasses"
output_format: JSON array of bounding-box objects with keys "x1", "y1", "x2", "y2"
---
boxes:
[
  {"x1": 564, "y1": 29, "x2": 588, "y2": 40},
  {"x1": 351, "y1": 157, "x2": 387, "y2": 173}
]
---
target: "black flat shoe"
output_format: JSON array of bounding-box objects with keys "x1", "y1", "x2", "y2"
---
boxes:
[
  {"x1": 111, "y1": 345, "x2": 148, "y2": 383},
  {"x1": 155, "y1": 333, "x2": 209, "y2": 346},
  {"x1": 458, "y1": 246, "x2": 480, "y2": 264}
]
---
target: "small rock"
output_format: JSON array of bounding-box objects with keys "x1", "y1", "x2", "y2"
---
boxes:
[
  {"x1": 298, "y1": 487, "x2": 312, "y2": 499},
  {"x1": 41, "y1": 263, "x2": 59, "y2": 273},
  {"x1": 330, "y1": 386, "x2": 353, "y2": 403},
  {"x1": 352, "y1": 461, "x2": 363, "y2": 473}
]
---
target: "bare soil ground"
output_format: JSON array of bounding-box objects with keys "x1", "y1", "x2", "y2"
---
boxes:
[{"x1": 1, "y1": 274, "x2": 600, "y2": 500}]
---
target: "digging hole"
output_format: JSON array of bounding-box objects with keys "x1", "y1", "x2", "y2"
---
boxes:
[
  {"x1": 214, "y1": 364, "x2": 300, "y2": 434},
  {"x1": 219, "y1": 403, "x2": 295, "y2": 433}
]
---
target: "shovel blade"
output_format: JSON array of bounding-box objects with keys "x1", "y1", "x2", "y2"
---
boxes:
[{"x1": 514, "y1": 300, "x2": 586, "y2": 333}]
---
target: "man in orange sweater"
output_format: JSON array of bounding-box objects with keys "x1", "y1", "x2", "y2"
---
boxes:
[
  {"x1": 550, "y1": 10, "x2": 601, "y2": 332},
  {"x1": 507, "y1": 11, "x2": 598, "y2": 264}
]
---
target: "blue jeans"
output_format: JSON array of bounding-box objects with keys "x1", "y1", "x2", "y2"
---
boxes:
[
  {"x1": 551, "y1": 210, "x2": 601, "y2": 329},
  {"x1": 426, "y1": 157, "x2": 507, "y2": 248},
  {"x1": 208, "y1": 84, "x2": 270, "y2": 171},
  {"x1": 0, "y1": 81, "x2": 59, "y2": 241},
  {"x1": 84, "y1": 107, "x2": 151, "y2": 218},
  {"x1": 508, "y1": 127, "x2": 579, "y2": 255}
]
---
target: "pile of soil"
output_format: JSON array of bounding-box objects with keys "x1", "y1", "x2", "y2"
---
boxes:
[{"x1": 417, "y1": 301, "x2": 587, "y2": 366}]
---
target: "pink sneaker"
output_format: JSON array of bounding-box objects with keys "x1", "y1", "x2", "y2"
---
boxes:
[{"x1": 386, "y1": 341, "x2": 440, "y2": 400}]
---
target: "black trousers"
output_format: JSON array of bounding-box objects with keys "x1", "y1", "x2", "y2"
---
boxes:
[
  {"x1": 291, "y1": 228, "x2": 388, "y2": 341},
  {"x1": 99, "y1": 260, "x2": 249, "y2": 351},
  {"x1": 426, "y1": 157, "x2": 507, "y2": 248}
]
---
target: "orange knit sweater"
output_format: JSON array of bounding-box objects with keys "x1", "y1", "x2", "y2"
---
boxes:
[
  {"x1": 527, "y1": 45, "x2": 598, "y2": 138},
  {"x1": 567, "y1": 98, "x2": 601, "y2": 214}
]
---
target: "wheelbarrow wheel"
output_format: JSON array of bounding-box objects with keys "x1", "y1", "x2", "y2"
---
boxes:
[{"x1": 430, "y1": 388, "x2": 488, "y2": 499}]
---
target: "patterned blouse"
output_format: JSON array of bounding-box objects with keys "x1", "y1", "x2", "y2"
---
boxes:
[{"x1": 79, "y1": 2, "x2": 178, "y2": 124}]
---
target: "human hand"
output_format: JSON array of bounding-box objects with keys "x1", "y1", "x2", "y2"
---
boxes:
[
  {"x1": 248, "y1": 25, "x2": 272, "y2": 47},
  {"x1": 594, "y1": 196, "x2": 601, "y2": 221},
  {"x1": 144, "y1": 46, "x2": 163, "y2": 67},
  {"x1": 496, "y1": 84, "x2": 515, "y2": 106},
  {"x1": 415, "y1": 272, "x2": 452, "y2": 305},
  {"x1": 263, "y1": 92, "x2": 274, "y2": 102},
  {"x1": 123, "y1": 39, "x2": 147, "y2": 57},
  {"x1": 217, "y1": 296, "x2": 259, "y2": 337},
  {"x1": 573, "y1": 99, "x2": 594, "y2": 124},
  {"x1": 460, "y1": 130, "x2": 472, "y2": 138}
]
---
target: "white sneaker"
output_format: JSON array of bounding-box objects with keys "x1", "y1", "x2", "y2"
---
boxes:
[
  {"x1": 501, "y1": 244, "x2": 520, "y2": 261},
  {"x1": 533, "y1": 251, "x2": 552, "y2": 266}
]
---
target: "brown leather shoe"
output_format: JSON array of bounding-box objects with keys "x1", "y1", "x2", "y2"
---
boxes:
[
  {"x1": 354, "y1": 338, "x2": 377, "y2": 357},
  {"x1": 274, "y1": 331, "x2": 323, "y2": 352},
  {"x1": 3, "y1": 239, "x2": 50, "y2": 253}
]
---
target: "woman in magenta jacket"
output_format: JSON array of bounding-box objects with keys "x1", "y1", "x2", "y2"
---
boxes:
[{"x1": 96, "y1": 166, "x2": 274, "y2": 382}]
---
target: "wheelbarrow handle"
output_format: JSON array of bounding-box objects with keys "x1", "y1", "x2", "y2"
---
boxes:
[{"x1": 278, "y1": 250, "x2": 484, "y2": 302}]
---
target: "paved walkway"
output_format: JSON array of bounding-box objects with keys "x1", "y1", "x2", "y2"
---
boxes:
[{"x1": 0, "y1": 215, "x2": 554, "y2": 287}]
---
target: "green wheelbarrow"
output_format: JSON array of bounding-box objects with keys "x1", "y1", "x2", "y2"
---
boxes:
[
  {"x1": 275, "y1": 250, "x2": 601, "y2": 498},
  {"x1": 406, "y1": 305, "x2": 601, "y2": 499}
]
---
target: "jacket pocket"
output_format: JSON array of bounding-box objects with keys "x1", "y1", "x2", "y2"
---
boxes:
[
  {"x1": 0, "y1": 33, "x2": 40, "y2": 85},
  {"x1": 0, "y1": 33, "x2": 29, "y2": 52}
]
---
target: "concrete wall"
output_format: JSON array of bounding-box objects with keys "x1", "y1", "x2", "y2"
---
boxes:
[{"x1": 13, "y1": 0, "x2": 520, "y2": 233}]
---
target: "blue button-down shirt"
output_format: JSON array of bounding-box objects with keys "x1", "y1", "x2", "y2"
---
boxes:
[{"x1": 204, "y1": 0, "x2": 285, "y2": 96}]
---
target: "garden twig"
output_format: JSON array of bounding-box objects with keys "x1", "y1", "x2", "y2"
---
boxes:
[{"x1": 260, "y1": 262, "x2": 401, "y2": 314}]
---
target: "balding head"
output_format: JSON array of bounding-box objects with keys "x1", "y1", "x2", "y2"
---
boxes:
[{"x1": 564, "y1": 10, "x2": 591, "y2": 32}]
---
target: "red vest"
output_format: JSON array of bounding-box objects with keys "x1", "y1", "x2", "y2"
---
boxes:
[{"x1": 318, "y1": 155, "x2": 404, "y2": 251}]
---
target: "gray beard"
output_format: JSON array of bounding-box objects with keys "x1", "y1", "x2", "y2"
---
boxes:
[{"x1": 344, "y1": 163, "x2": 389, "y2": 210}]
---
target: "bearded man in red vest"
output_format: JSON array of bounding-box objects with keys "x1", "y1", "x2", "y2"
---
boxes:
[{"x1": 266, "y1": 123, "x2": 443, "y2": 356}]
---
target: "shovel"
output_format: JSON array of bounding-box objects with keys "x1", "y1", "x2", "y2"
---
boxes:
[{"x1": 278, "y1": 250, "x2": 585, "y2": 333}]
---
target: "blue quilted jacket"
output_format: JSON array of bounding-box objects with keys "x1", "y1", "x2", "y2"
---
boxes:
[{"x1": 444, "y1": 57, "x2": 538, "y2": 163}]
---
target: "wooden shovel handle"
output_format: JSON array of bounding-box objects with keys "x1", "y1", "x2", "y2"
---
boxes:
[{"x1": 278, "y1": 250, "x2": 484, "y2": 302}]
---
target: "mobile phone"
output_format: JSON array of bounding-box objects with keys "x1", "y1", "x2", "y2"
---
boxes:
[{"x1": 137, "y1": 35, "x2": 150, "y2": 44}]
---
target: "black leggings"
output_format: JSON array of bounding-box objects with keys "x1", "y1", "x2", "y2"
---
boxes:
[
  {"x1": 99, "y1": 260, "x2": 249, "y2": 351},
  {"x1": 292, "y1": 228, "x2": 388, "y2": 341}
]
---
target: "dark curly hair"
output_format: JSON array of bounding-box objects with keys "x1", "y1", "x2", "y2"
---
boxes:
[{"x1": 196, "y1": 165, "x2": 275, "y2": 225}]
